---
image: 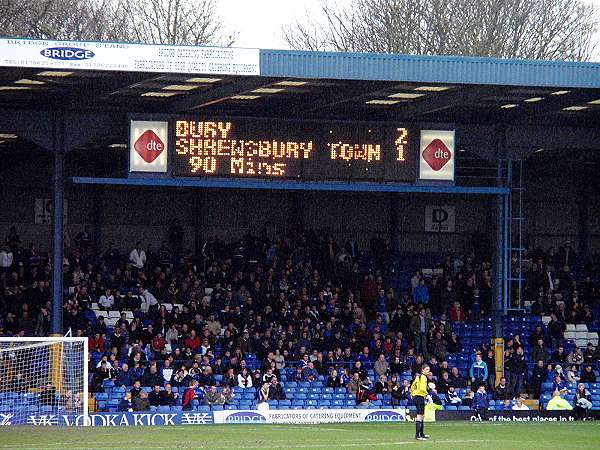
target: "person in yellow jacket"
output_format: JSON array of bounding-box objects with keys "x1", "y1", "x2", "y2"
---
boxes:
[
  {"x1": 410, "y1": 364, "x2": 431, "y2": 440},
  {"x1": 546, "y1": 392, "x2": 574, "y2": 411}
]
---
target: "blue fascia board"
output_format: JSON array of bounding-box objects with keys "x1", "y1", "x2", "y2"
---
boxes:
[
  {"x1": 260, "y1": 49, "x2": 600, "y2": 89},
  {"x1": 70, "y1": 176, "x2": 508, "y2": 195}
]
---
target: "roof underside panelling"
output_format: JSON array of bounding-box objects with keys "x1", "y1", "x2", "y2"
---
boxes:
[{"x1": 260, "y1": 50, "x2": 600, "y2": 88}]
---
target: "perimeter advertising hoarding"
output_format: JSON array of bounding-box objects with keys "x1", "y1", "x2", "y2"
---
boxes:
[
  {"x1": 213, "y1": 408, "x2": 407, "y2": 424},
  {"x1": 0, "y1": 38, "x2": 259, "y2": 75}
]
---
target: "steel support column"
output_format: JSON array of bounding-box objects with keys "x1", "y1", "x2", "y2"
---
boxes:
[{"x1": 51, "y1": 111, "x2": 65, "y2": 335}]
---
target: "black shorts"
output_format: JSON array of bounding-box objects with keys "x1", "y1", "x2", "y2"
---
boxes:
[{"x1": 414, "y1": 395, "x2": 425, "y2": 415}]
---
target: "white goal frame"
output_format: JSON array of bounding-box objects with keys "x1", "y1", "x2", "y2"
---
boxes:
[{"x1": 0, "y1": 336, "x2": 89, "y2": 422}]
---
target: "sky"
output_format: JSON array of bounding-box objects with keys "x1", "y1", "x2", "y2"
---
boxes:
[{"x1": 219, "y1": 0, "x2": 600, "y2": 61}]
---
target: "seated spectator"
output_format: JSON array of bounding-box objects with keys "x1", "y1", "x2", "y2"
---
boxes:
[
  {"x1": 583, "y1": 343, "x2": 598, "y2": 364},
  {"x1": 566, "y1": 365, "x2": 580, "y2": 384},
  {"x1": 567, "y1": 347, "x2": 585, "y2": 366},
  {"x1": 303, "y1": 362, "x2": 318, "y2": 381},
  {"x1": 494, "y1": 377, "x2": 512, "y2": 401},
  {"x1": 374, "y1": 354, "x2": 389, "y2": 377},
  {"x1": 142, "y1": 363, "x2": 163, "y2": 387},
  {"x1": 437, "y1": 371, "x2": 451, "y2": 394},
  {"x1": 292, "y1": 366, "x2": 304, "y2": 382},
  {"x1": 133, "y1": 390, "x2": 150, "y2": 411},
  {"x1": 98, "y1": 289, "x2": 114, "y2": 311},
  {"x1": 391, "y1": 378, "x2": 411, "y2": 406},
  {"x1": 550, "y1": 345, "x2": 567, "y2": 365},
  {"x1": 446, "y1": 332, "x2": 462, "y2": 354},
  {"x1": 552, "y1": 374, "x2": 568, "y2": 396},
  {"x1": 573, "y1": 382, "x2": 592, "y2": 420},
  {"x1": 129, "y1": 380, "x2": 142, "y2": 398},
  {"x1": 256, "y1": 380, "x2": 270, "y2": 411},
  {"x1": 546, "y1": 391, "x2": 573, "y2": 411},
  {"x1": 356, "y1": 382, "x2": 376, "y2": 407},
  {"x1": 445, "y1": 386, "x2": 462, "y2": 405},
  {"x1": 159, "y1": 383, "x2": 178, "y2": 406},
  {"x1": 461, "y1": 388, "x2": 474, "y2": 408},
  {"x1": 580, "y1": 365, "x2": 597, "y2": 384},
  {"x1": 148, "y1": 384, "x2": 162, "y2": 407},
  {"x1": 374, "y1": 374, "x2": 390, "y2": 395},
  {"x1": 203, "y1": 385, "x2": 226, "y2": 406},
  {"x1": 449, "y1": 367, "x2": 467, "y2": 388},
  {"x1": 119, "y1": 391, "x2": 133, "y2": 412},
  {"x1": 512, "y1": 396, "x2": 529, "y2": 410},
  {"x1": 347, "y1": 372, "x2": 361, "y2": 396},
  {"x1": 268, "y1": 377, "x2": 286, "y2": 400},
  {"x1": 237, "y1": 368, "x2": 253, "y2": 388},
  {"x1": 326, "y1": 369, "x2": 344, "y2": 388}
]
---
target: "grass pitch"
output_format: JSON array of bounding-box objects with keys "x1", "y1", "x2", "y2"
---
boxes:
[{"x1": 2, "y1": 422, "x2": 599, "y2": 449}]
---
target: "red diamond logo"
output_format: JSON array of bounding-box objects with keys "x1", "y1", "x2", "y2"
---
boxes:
[
  {"x1": 134, "y1": 130, "x2": 165, "y2": 163},
  {"x1": 422, "y1": 138, "x2": 451, "y2": 171}
]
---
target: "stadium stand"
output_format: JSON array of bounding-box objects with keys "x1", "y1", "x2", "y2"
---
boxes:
[{"x1": 0, "y1": 225, "x2": 599, "y2": 414}]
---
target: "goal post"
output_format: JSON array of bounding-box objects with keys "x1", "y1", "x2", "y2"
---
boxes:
[{"x1": 0, "y1": 337, "x2": 88, "y2": 425}]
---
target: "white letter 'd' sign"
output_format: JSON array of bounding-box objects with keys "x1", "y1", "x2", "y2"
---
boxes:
[
  {"x1": 419, "y1": 130, "x2": 455, "y2": 181},
  {"x1": 130, "y1": 121, "x2": 169, "y2": 173}
]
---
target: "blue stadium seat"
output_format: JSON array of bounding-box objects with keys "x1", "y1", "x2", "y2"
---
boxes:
[
  {"x1": 224, "y1": 405, "x2": 238, "y2": 410},
  {"x1": 211, "y1": 405, "x2": 224, "y2": 411},
  {"x1": 195, "y1": 405, "x2": 210, "y2": 412}
]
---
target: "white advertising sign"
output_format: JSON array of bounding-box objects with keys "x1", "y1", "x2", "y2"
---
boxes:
[
  {"x1": 129, "y1": 121, "x2": 169, "y2": 173},
  {"x1": 213, "y1": 408, "x2": 407, "y2": 424},
  {"x1": 425, "y1": 205, "x2": 456, "y2": 233},
  {"x1": 419, "y1": 130, "x2": 455, "y2": 181},
  {"x1": 0, "y1": 38, "x2": 259, "y2": 75}
]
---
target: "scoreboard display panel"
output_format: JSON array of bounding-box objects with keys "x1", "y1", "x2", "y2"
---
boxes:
[{"x1": 173, "y1": 118, "x2": 415, "y2": 182}]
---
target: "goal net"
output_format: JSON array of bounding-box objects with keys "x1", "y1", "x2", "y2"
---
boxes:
[{"x1": 0, "y1": 337, "x2": 88, "y2": 426}]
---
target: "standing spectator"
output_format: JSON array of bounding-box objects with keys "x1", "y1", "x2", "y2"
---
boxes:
[
  {"x1": 469, "y1": 351, "x2": 488, "y2": 388},
  {"x1": 509, "y1": 347, "x2": 528, "y2": 396},
  {"x1": 472, "y1": 384, "x2": 489, "y2": 420},
  {"x1": 531, "y1": 360, "x2": 548, "y2": 399},
  {"x1": 129, "y1": 242, "x2": 146, "y2": 270},
  {"x1": 413, "y1": 278, "x2": 429, "y2": 305},
  {"x1": 532, "y1": 339, "x2": 549, "y2": 364},
  {"x1": 547, "y1": 313, "x2": 565, "y2": 348},
  {"x1": 409, "y1": 309, "x2": 430, "y2": 357},
  {"x1": 182, "y1": 380, "x2": 199, "y2": 410},
  {"x1": 449, "y1": 301, "x2": 465, "y2": 323}
]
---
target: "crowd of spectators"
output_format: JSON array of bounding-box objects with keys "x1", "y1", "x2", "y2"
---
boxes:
[{"x1": 1, "y1": 223, "x2": 600, "y2": 412}]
